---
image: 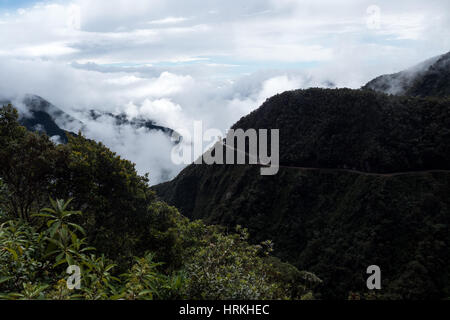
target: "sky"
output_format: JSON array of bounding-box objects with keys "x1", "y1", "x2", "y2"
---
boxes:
[{"x1": 0, "y1": 0, "x2": 449, "y2": 184}]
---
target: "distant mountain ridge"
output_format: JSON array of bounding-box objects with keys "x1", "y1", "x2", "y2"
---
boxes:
[
  {"x1": 363, "y1": 51, "x2": 450, "y2": 97},
  {"x1": 88, "y1": 110, "x2": 175, "y2": 136},
  {"x1": 1, "y1": 95, "x2": 175, "y2": 143},
  {"x1": 7, "y1": 94, "x2": 80, "y2": 143}
]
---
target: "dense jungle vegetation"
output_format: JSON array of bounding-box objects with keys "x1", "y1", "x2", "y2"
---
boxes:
[{"x1": 0, "y1": 105, "x2": 319, "y2": 300}]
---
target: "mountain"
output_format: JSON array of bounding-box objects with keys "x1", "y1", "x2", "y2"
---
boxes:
[
  {"x1": 1, "y1": 95, "x2": 176, "y2": 143},
  {"x1": 88, "y1": 110, "x2": 176, "y2": 137},
  {"x1": 5, "y1": 94, "x2": 81, "y2": 143},
  {"x1": 155, "y1": 56, "x2": 450, "y2": 299},
  {"x1": 363, "y1": 51, "x2": 450, "y2": 97}
]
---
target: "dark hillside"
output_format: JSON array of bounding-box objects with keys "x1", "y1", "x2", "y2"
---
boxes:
[
  {"x1": 364, "y1": 51, "x2": 450, "y2": 98},
  {"x1": 155, "y1": 88, "x2": 450, "y2": 299}
]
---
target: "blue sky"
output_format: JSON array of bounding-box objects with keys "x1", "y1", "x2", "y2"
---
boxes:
[
  {"x1": 0, "y1": 0, "x2": 36, "y2": 8},
  {"x1": 0, "y1": 0, "x2": 54, "y2": 10}
]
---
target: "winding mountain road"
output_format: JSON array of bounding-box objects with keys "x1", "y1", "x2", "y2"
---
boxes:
[
  {"x1": 219, "y1": 141, "x2": 450, "y2": 177},
  {"x1": 274, "y1": 165, "x2": 450, "y2": 177}
]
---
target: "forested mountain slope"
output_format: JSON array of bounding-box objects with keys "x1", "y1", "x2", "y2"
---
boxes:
[
  {"x1": 155, "y1": 86, "x2": 450, "y2": 299},
  {"x1": 364, "y1": 51, "x2": 450, "y2": 98}
]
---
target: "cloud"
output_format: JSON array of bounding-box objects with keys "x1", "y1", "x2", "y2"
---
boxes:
[
  {"x1": 0, "y1": 56, "x2": 336, "y2": 184},
  {"x1": 1, "y1": 0, "x2": 447, "y2": 64},
  {"x1": 136, "y1": 99, "x2": 184, "y2": 129},
  {"x1": 147, "y1": 17, "x2": 190, "y2": 25},
  {"x1": 78, "y1": 114, "x2": 183, "y2": 184}
]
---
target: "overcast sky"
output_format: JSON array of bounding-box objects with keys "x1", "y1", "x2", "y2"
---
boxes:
[{"x1": 0, "y1": 0, "x2": 449, "y2": 183}]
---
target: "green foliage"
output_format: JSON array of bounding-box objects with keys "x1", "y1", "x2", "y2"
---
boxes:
[
  {"x1": 121, "y1": 253, "x2": 168, "y2": 300},
  {"x1": 34, "y1": 198, "x2": 84, "y2": 238},
  {"x1": 0, "y1": 200, "x2": 310, "y2": 300},
  {"x1": 53, "y1": 134, "x2": 156, "y2": 265},
  {"x1": 0, "y1": 104, "x2": 319, "y2": 300},
  {"x1": 0, "y1": 219, "x2": 50, "y2": 295},
  {"x1": 181, "y1": 225, "x2": 314, "y2": 300},
  {"x1": 0, "y1": 105, "x2": 66, "y2": 221},
  {"x1": 0, "y1": 105, "x2": 183, "y2": 269}
]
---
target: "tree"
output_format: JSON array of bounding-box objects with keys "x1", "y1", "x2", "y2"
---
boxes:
[
  {"x1": 0, "y1": 105, "x2": 67, "y2": 220},
  {"x1": 52, "y1": 134, "x2": 158, "y2": 266}
]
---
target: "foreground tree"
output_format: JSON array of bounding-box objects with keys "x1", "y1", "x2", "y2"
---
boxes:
[{"x1": 0, "y1": 105, "x2": 66, "y2": 221}]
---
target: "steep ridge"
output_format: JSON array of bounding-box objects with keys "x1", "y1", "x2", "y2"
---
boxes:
[
  {"x1": 16, "y1": 94, "x2": 80, "y2": 143},
  {"x1": 364, "y1": 51, "x2": 450, "y2": 98},
  {"x1": 155, "y1": 64, "x2": 450, "y2": 298}
]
